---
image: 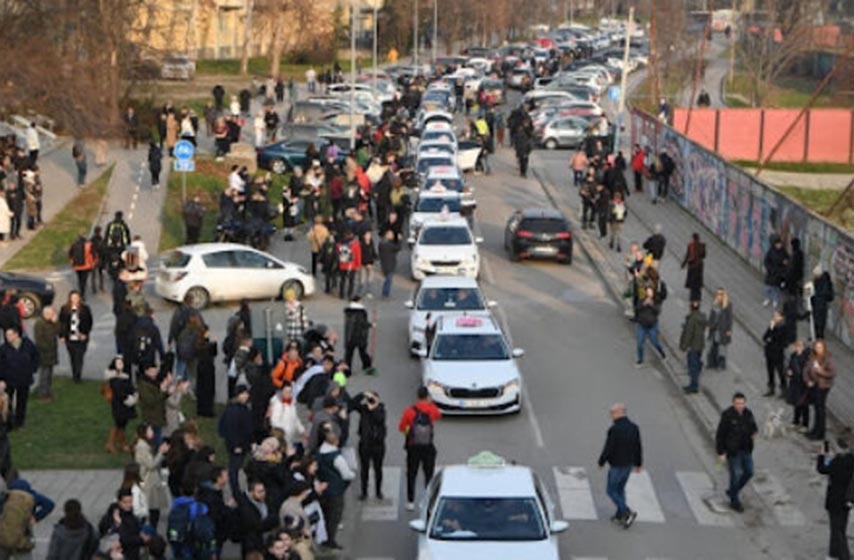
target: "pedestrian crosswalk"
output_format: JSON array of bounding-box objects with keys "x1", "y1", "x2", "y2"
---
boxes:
[{"x1": 355, "y1": 465, "x2": 806, "y2": 529}]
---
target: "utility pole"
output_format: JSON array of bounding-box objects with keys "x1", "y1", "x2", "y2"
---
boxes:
[
  {"x1": 413, "y1": 0, "x2": 419, "y2": 68},
  {"x1": 350, "y1": 0, "x2": 357, "y2": 150},
  {"x1": 613, "y1": 6, "x2": 634, "y2": 155},
  {"x1": 432, "y1": 0, "x2": 438, "y2": 63}
]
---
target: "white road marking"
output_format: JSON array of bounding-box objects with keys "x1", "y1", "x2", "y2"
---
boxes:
[
  {"x1": 625, "y1": 469, "x2": 666, "y2": 523},
  {"x1": 750, "y1": 469, "x2": 806, "y2": 526},
  {"x1": 361, "y1": 467, "x2": 401, "y2": 522},
  {"x1": 553, "y1": 466, "x2": 598, "y2": 520},
  {"x1": 676, "y1": 471, "x2": 735, "y2": 526}
]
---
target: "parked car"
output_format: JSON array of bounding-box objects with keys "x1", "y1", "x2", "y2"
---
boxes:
[
  {"x1": 156, "y1": 243, "x2": 315, "y2": 309},
  {"x1": 257, "y1": 136, "x2": 348, "y2": 174},
  {"x1": 535, "y1": 116, "x2": 590, "y2": 149},
  {"x1": 160, "y1": 55, "x2": 196, "y2": 81},
  {"x1": 504, "y1": 207, "x2": 573, "y2": 264},
  {"x1": 0, "y1": 271, "x2": 55, "y2": 319}
]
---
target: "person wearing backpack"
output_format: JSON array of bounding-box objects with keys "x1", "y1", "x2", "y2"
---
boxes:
[
  {"x1": 68, "y1": 233, "x2": 97, "y2": 297},
  {"x1": 167, "y1": 494, "x2": 217, "y2": 560},
  {"x1": 352, "y1": 390, "x2": 387, "y2": 500},
  {"x1": 336, "y1": 230, "x2": 362, "y2": 301},
  {"x1": 47, "y1": 498, "x2": 99, "y2": 560},
  {"x1": 398, "y1": 386, "x2": 442, "y2": 511},
  {"x1": 105, "y1": 212, "x2": 131, "y2": 279},
  {"x1": 817, "y1": 437, "x2": 854, "y2": 560}
]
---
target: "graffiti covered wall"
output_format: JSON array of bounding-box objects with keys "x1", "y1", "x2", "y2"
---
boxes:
[{"x1": 632, "y1": 110, "x2": 854, "y2": 349}]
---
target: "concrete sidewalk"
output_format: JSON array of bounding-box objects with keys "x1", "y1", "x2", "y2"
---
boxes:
[{"x1": 532, "y1": 150, "x2": 848, "y2": 555}]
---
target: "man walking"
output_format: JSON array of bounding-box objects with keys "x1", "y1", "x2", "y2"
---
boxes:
[
  {"x1": 344, "y1": 295, "x2": 375, "y2": 375},
  {"x1": 378, "y1": 229, "x2": 400, "y2": 298},
  {"x1": 0, "y1": 326, "x2": 40, "y2": 428},
  {"x1": 399, "y1": 386, "x2": 441, "y2": 511},
  {"x1": 218, "y1": 384, "x2": 253, "y2": 499},
  {"x1": 715, "y1": 392, "x2": 758, "y2": 512},
  {"x1": 598, "y1": 403, "x2": 642, "y2": 528},
  {"x1": 181, "y1": 195, "x2": 205, "y2": 245},
  {"x1": 68, "y1": 233, "x2": 96, "y2": 297},
  {"x1": 679, "y1": 300, "x2": 707, "y2": 394},
  {"x1": 817, "y1": 438, "x2": 854, "y2": 560}
]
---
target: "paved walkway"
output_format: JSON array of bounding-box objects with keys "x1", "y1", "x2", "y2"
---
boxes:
[
  {"x1": 758, "y1": 169, "x2": 853, "y2": 191},
  {"x1": 680, "y1": 35, "x2": 729, "y2": 109}
]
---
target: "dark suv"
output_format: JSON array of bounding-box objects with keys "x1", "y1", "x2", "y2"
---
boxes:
[{"x1": 504, "y1": 208, "x2": 573, "y2": 264}]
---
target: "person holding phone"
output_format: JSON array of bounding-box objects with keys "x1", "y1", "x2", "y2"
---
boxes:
[
  {"x1": 805, "y1": 339, "x2": 835, "y2": 441},
  {"x1": 817, "y1": 437, "x2": 854, "y2": 560}
]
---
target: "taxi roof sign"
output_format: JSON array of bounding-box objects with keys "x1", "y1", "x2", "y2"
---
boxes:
[
  {"x1": 467, "y1": 451, "x2": 507, "y2": 468},
  {"x1": 456, "y1": 316, "x2": 483, "y2": 327}
]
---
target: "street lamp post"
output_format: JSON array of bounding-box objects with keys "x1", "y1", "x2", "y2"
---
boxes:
[
  {"x1": 350, "y1": 0, "x2": 357, "y2": 150},
  {"x1": 373, "y1": 4, "x2": 379, "y2": 93},
  {"x1": 432, "y1": 0, "x2": 437, "y2": 63},
  {"x1": 413, "y1": 0, "x2": 419, "y2": 69}
]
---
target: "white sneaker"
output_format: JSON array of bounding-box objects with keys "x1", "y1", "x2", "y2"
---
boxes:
[
  {"x1": 405, "y1": 502, "x2": 415, "y2": 511},
  {"x1": 762, "y1": 299, "x2": 770, "y2": 307}
]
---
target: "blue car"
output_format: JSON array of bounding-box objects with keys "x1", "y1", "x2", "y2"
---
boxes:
[{"x1": 256, "y1": 136, "x2": 350, "y2": 174}]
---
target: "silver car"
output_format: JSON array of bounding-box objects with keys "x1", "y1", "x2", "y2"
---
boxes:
[{"x1": 536, "y1": 116, "x2": 589, "y2": 150}]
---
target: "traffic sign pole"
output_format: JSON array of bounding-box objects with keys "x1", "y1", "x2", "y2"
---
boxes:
[{"x1": 173, "y1": 140, "x2": 196, "y2": 203}]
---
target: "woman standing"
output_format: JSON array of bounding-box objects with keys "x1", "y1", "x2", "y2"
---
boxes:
[
  {"x1": 681, "y1": 233, "x2": 706, "y2": 302},
  {"x1": 59, "y1": 290, "x2": 93, "y2": 383},
  {"x1": 196, "y1": 332, "x2": 218, "y2": 418},
  {"x1": 133, "y1": 423, "x2": 170, "y2": 529},
  {"x1": 805, "y1": 339, "x2": 835, "y2": 441},
  {"x1": 147, "y1": 142, "x2": 162, "y2": 190},
  {"x1": 119, "y1": 463, "x2": 149, "y2": 524},
  {"x1": 104, "y1": 356, "x2": 137, "y2": 453},
  {"x1": 284, "y1": 290, "x2": 309, "y2": 345},
  {"x1": 706, "y1": 288, "x2": 733, "y2": 370},
  {"x1": 0, "y1": 190, "x2": 13, "y2": 244}
]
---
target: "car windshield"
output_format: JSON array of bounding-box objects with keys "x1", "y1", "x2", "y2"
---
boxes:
[
  {"x1": 162, "y1": 251, "x2": 191, "y2": 268},
  {"x1": 417, "y1": 287, "x2": 484, "y2": 310},
  {"x1": 430, "y1": 497, "x2": 546, "y2": 540},
  {"x1": 422, "y1": 131, "x2": 455, "y2": 143},
  {"x1": 416, "y1": 197, "x2": 462, "y2": 213},
  {"x1": 417, "y1": 157, "x2": 454, "y2": 176},
  {"x1": 432, "y1": 334, "x2": 509, "y2": 360},
  {"x1": 521, "y1": 218, "x2": 567, "y2": 233},
  {"x1": 419, "y1": 226, "x2": 471, "y2": 245}
]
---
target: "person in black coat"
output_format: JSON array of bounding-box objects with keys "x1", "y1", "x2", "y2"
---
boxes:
[
  {"x1": 817, "y1": 438, "x2": 854, "y2": 560},
  {"x1": 763, "y1": 310, "x2": 788, "y2": 397},
  {"x1": 763, "y1": 235, "x2": 789, "y2": 308},
  {"x1": 597, "y1": 403, "x2": 643, "y2": 528},
  {"x1": 196, "y1": 337, "x2": 217, "y2": 417},
  {"x1": 237, "y1": 480, "x2": 278, "y2": 557},
  {"x1": 196, "y1": 466, "x2": 238, "y2": 555},
  {"x1": 378, "y1": 229, "x2": 400, "y2": 298},
  {"x1": 98, "y1": 489, "x2": 148, "y2": 560},
  {"x1": 787, "y1": 237, "x2": 804, "y2": 297},
  {"x1": 147, "y1": 142, "x2": 162, "y2": 188},
  {"x1": 343, "y1": 295, "x2": 374, "y2": 374},
  {"x1": 642, "y1": 227, "x2": 667, "y2": 265},
  {"x1": 715, "y1": 392, "x2": 758, "y2": 512},
  {"x1": 811, "y1": 266, "x2": 835, "y2": 340},
  {"x1": 0, "y1": 327, "x2": 39, "y2": 428},
  {"x1": 786, "y1": 340, "x2": 811, "y2": 430},
  {"x1": 351, "y1": 390, "x2": 387, "y2": 500},
  {"x1": 218, "y1": 385, "x2": 254, "y2": 499}
]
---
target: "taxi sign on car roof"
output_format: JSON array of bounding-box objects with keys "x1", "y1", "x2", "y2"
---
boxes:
[
  {"x1": 428, "y1": 182, "x2": 447, "y2": 192},
  {"x1": 456, "y1": 316, "x2": 483, "y2": 327},
  {"x1": 467, "y1": 450, "x2": 507, "y2": 467},
  {"x1": 427, "y1": 166, "x2": 460, "y2": 177}
]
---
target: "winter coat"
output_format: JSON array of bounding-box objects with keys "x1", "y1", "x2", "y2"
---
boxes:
[
  {"x1": 763, "y1": 245, "x2": 789, "y2": 288},
  {"x1": 762, "y1": 322, "x2": 787, "y2": 362},
  {"x1": 46, "y1": 517, "x2": 98, "y2": 560},
  {"x1": 0, "y1": 196, "x2": 12, "y2": 234},
  {"x1": 706, "y1": 302, "x2": 732, "y2": 346},
  {"x1": 133, "y1": 439, "x2": 170, "y2": 511},
  {"x1": 715, "y1": 406, "x2": 757, "y2": 457},
  {"x1": 804, "y1": 354, "x2": 835, "y2": 390},
  {"x1": 0, "y1": 336, "x2": 39, "y2": 388},
  {"x1": 33, "y1": 316, "x2": 60, "y2": 366},
  {"x1": 59, "y1": 304, "x2": 93, "y2": 340},
  {"x1": 811, "y1": 272, "x2": 835, "y2": 315},
  {"x1": 788, "y1": 241, "x2": 804, "y2": 291},
  {"x1": 360, "y1": 237, "x2": 377, "y2": 266},
  {"x1": 378, "y1": 238, "x2": 400, "y2": 276},
  {"x1": 786, "y1": 348, "x2": 811, "y2": 406},
  {"x1": 219, "y1": 400, "x2": 254, "y2": 454},
  {"x1": 137, "y1": 376, "x2": 167, "y2": 428},
  {"x1": 351, "y1": 394, "x2": 387, "y2": 449},
  {"x1": 636, "y1": 300, "x2": 661, "y2": 329},
  {"x1": 344, "y1": 302, "x2": 370, "y2": 347},
  {"x1": 817, "y1": 452, "x2": 854, "y2": 512},
  {"x1": 679, "y1": 310, "x2": 707, "y2": 353},
  {"x1": 268, "y1": 394, "x2": 305, "y2": 445},
  {"x1": 598, "y1": 416, "x2": 643, "y2": 468},
  {"x1": 337, "y1": 238, "x2": 362, "y2": 272},
  {"x1": 681, "y1": 241, "x2": 705, "y2": 291},
  {"x1": 197, "y1": 482, "x2": 237, "y2": 547},
  {"x1": 106, "y1": 369, "x2": 137, "y2": 426},
  {"x1": 643, "y1": 233, "x2": 666, "y2": 260},
  {"x1": 237, "y1": 491, "x2": 278, "y2": 554}
]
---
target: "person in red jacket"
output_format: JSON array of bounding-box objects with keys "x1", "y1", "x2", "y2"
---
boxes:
[
  {"x1": 631, "y1": 144, "x2": 646, "y2": 194},
  {"x1": 398, "y1": 386, "x2": 442, "y2": 510},
  {"x1": 337, "y1": 230, "x2": 362, "y2": 300}
]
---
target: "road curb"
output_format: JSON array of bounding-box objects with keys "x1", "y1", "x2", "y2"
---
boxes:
[{"x1": 531, "y1": 168, "x2": 721, "y2": 440}]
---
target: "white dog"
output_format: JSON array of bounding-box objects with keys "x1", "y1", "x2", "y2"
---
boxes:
[{"x1": 763, "y1": 407, "x2": 787, "y2": 439}]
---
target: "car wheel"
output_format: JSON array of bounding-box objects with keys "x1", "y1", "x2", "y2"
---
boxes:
[
  {"x1": 509, "y1": 249, "x2": 520, "y2": 263},
  {"x1": 185, "y1": 286, "x2": 210, "y2": 310},
  {"x1": 271, "y1": 159, "x2": 287, "y2": 174},
  {"x1": 281, "y1": 280, "x2": 304, "y2": 300},
  {"x1": 17, "y1": 292, "x2": 40, "y2": 319},
  {"x1": 563, "y1": 245, "x2": 573, "y2": 265},
  {"x1": 544, "y1": 138, "x2": 558, "y2": 150}
]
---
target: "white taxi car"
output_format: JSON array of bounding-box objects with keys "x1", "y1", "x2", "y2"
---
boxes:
[
  {"x1": 410, "y1": 217, "x2": 482, "y2": 281},
  {"x1": 425, "y1": 166, "x2": 476, "y2": 214},
  {"x1": 408, "y1": 183, "x2": 464, "y2": 240},
  {"x1": 405, "y1": 276, "x2": 495, "y2": 355},
  {"x1": 418, "y1": 315, "x2": 523, "y2": 414},
  {"x1": 409, "y1": 451, "x2": 568, "y2": 560}
]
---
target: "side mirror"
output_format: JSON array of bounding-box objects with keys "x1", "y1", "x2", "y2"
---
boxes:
[
  {"x1": 550, "y1": 520, "x2": 569, "y2": 534},
  {"x1": 511, "y1": 348, "x2": 525, "y2": 358},
  {"x1": 409, "y1": 519, "x2": 427, "y2": 533},
  {"x1": 415, "y1": 348, "x2": 428, "y2": 358},
  {"x1": 487, "y1": 300, "x2": 498, "y2": 308},
  {"x1": 475, "y1": 237, "x2": 484, "y2": 244},
  {"x1": 404, "y1": 300, "x2": 414, "y2": 309}
]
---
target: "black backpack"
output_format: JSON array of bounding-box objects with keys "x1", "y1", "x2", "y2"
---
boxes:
[
  {"x1": 167, "y1": 499, "x2": 217, "y2": 559},
  {"x1": 70, "y1": 240, "x2": 86, "y2": 267},
  {"x1": 409, "y1": 407, "x2": 434, "y2": 447}
]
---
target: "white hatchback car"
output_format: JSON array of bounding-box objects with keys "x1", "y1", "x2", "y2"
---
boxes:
[
  {"x1": 409, "y1": 451, "x2": 568, "y2": 559},
  {"x1": 418, "y1": 315, "x2": 523, "y2": 414},
  {"x1": 405, "y1": 275, "x2": 495, "y2": 354},
  {"x1": 156, "y1": 243, "x2": 315, "y2": 309},
  {"x1": 410, "y1": 217, "x2": 482, "y2": 281}
]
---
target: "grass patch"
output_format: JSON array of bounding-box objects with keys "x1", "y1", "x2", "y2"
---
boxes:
[
  {"x1": 735, "y1": 160, "x2": 854, "y2": 174},
  {"x1": 159, "y1": 157, "x2": 288, "y2": 253},
  {"x1": 777, "y1": 186, "x2": 854, "y2": 231},
  {"x1": 9, "y1": 378, "x2": 225, "y2": 470},
  {"x1": 3, "y1": 165, "x2": 114, "y2": 271},
  {"x1": 629, "y1": 62, "x2": 692, "y2": 115},
  {"x1": 196, "y1": 57, "x2": 370, "y2": 78},
  {"x1": 724, "y1": 71, "x2": 853, "y2": 108}
]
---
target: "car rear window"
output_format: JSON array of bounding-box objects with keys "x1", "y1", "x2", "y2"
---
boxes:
[
  {"x1": 162, "y1": 251, "x2": 191, "y2": 268},
  {"x1": 520, "y1": 218, "x2": 567, "y2": 233}
]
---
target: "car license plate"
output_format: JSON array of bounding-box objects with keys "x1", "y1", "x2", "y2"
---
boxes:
[
  {"x1": 459, "y1": 399, "x2": 489, "y2": 409},
  {"x1": 533, "y1": 246, "x2": 557, "y2": 255}
]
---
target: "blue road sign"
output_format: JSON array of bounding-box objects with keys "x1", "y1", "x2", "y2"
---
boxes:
[
  {"x1": 174, "y1": 140, "x2": 195, "y2": 161},
  {"x1": 173, "y1": 159, "x2": 195, "y2": 173}
]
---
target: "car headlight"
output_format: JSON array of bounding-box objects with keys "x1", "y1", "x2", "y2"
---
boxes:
[
  {"x1": 503, "y1": 379, "x2": 520, "y2": 394},
  {"x1": 427, "y1": 380, "x2": 448, "y2": 395},
  {"x1": 416, "y1": 257, "x2": 430, "y2": 268}
]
